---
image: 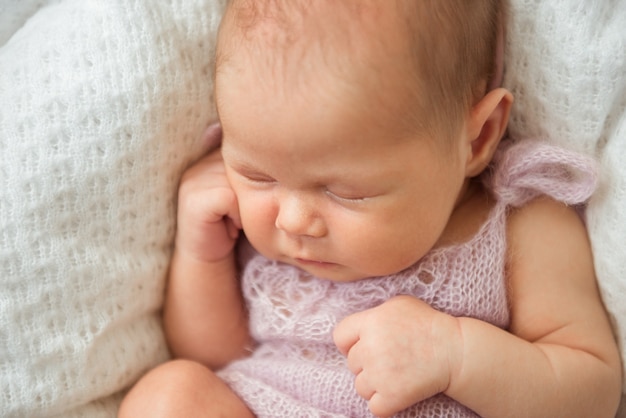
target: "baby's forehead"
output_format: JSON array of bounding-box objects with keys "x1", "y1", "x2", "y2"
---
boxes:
[
  {"x1": 216, "y1": 2, "x2": 455, "y2": 141},
  {"x1": 217, "y1": 1, "x2": 418, "y2": 90},
  {"x1": 220, "y1": 1, "x2": 413, "y2": 59},
  {"x1": 224, "y1": 1, "x2": 392, "y2": 35}
]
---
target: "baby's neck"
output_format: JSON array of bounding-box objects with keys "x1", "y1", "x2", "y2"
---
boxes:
[{"x1": 436, "y1": 179, "x2": 494, "y2": 248}]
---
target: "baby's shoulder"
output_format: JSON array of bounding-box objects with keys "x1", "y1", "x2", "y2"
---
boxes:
[
  {"x1": 506, "y1": 196, "x2": 586, "y2": 243},
  {"x1": 505, "y1": 196, "x2": 592, "y2": 279}
]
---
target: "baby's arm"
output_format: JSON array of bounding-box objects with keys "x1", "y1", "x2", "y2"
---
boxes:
[
  {"x1": 447, "y1": 197, "x2": 621, "y2": 417},
  {"x1": 164, "y1": 149, "x2": 250, "y2": 369},
  {"x1": 335, "y1": 198, "x2": 622, "y2": 418}
]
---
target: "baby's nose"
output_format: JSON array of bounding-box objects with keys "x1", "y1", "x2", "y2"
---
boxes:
[{"x1": 274, "y1": 192, "x2": 326, "y2": 238}]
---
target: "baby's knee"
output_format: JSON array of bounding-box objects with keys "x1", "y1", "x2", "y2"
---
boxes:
[
  {"x1": 119, "y1": 359, "x2": 255, "y2": 417},
  {"x1": 118, "y1": 359, "x2": 220, "y2": 418}
]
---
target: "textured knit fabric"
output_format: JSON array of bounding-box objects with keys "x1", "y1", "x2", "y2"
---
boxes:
[
  {"x1": 1, "y1": 1, "x2": 625, "y2": 417},
  {"x1": 503, "y1": 5, "x2": 626, "y2": 400},
  {"x1": 0, "y1": 0, "x2": 62, "y2": 46},
  {"x1": 0, "y1": 1, "x2": 225, "y2": 417},
  {"x1": 217, "y1": 140, "x2": 597, "y2": 417}
]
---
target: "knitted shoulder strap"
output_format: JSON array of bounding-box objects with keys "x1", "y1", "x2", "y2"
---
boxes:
[{"x1": 485, "y1": 140, "x2": 598, "y2": 208}]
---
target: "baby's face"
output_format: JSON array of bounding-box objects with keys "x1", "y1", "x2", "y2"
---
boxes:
[
  {"x1": 216, "y1": 5, "x2": 470, "y2": 282},
  {"x1": 219, "y1": 83, "x2": 470, "y2": 281}
]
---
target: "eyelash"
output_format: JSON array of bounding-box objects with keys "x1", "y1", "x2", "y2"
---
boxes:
[
  {"x1": 325, "y1": 188, "x2": 368, "y2": 203},
  {"x1": 240, "y1": 172, "x2": 276, "y2": 184},
  {"x1": 237, "y1": 170, "x2": 369, "y2": 203}
]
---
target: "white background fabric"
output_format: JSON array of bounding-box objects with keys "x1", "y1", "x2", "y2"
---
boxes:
[
  {"x1": 0, "y1": 1, "x2": 225, "y2": 416},
  {"x1": 503, "y1": 4, "x2": 626, "y2": 415},
  {"x1": 0, "y1": 0, "x2": 624, "y2": 416}
]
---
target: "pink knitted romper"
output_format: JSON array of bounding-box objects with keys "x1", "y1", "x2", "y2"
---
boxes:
[{"x1": 217, "y1": 140, "x2": 597, "y2": 417}]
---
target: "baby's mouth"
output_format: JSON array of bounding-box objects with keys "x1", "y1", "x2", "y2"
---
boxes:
[{"x1": 294, "y1": 258, "x2": 337, "y2": 268}]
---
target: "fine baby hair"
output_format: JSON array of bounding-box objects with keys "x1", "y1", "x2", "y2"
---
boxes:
[
  {"x1": 2, "y1": 1, "x2": 625, "y2": 416},
  {"x1": 216, "y1": 0, "x2": 505, "y2": 139},
  {"x1": 119, "y1": 1, "x2": 622, "y2": 417}
]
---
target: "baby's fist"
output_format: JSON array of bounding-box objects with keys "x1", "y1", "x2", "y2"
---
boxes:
[
  {"x1": 333, "y1": 296, "x2": 463, "y2": 417},
  {"x1": 176, "y1": 149, "x2": 241, "y2": 262}
]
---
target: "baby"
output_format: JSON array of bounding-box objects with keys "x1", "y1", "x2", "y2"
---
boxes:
[{"x1": 120, "y1": 1, "x2": 622, "y2": 417}]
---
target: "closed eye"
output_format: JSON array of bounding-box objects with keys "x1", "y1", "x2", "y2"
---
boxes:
[
  {"x1": 242, "y1": 172, "x2": 276, "y2": 184},
  {"x1": 325, "y1": 188, "x2": 370, "y2": 203},
  {"x1": 231, "y1": 166, "x2": 276, "y2": 184}
]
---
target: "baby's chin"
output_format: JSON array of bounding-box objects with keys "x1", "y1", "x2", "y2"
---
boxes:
[{"x1": 277, "y1": 256, "x2": 365, "y2": 283}]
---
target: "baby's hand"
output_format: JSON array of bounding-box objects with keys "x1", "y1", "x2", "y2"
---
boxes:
[
  {"x1": 333, "y1": 295, "x2": 462, "y2": 418},
  {"x1": 175, "y1": 148, "x2": 241, "y2": 263}
]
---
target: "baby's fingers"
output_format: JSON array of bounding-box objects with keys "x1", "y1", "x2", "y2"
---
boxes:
[
  {"x1": 368, "y1": 393, "x2": 397, "y2": 418},
  {"x1": 200, "y1": 122, "x2": 223, "y2": 151},
  {"x1": 333, "y1": 312, "x2": 364, "y2": 356},
  {"x1": 225, "y1": 202, "x2": 242, "y2": 239}
]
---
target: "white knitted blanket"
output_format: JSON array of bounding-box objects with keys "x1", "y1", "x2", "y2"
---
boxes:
[
  {"x1": 0, "y1": 1, "x2": 624, "y2": 417},
  {"x1": 0, "y1": 1, "x2": 225, "y2": 416},
  {"x1": 504, "y1": 6, "x2": 626, "y2": 417}
]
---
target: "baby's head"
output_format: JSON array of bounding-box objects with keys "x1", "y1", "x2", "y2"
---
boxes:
[
  {"x1": 216, "y1": 0, "x2": 505, "y2": 142},
  {"x1": 214, "y1": 1, "x2": 512, "y2": 282}
]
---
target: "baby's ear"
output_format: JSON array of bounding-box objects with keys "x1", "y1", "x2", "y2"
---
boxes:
[{"x1": 464, "y1": 88, "x2": 513, "y2": 177}]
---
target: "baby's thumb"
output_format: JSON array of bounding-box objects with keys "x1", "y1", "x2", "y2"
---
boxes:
[{"x1": 333, "y1": 313, "x2": 362, "y2": 356}]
